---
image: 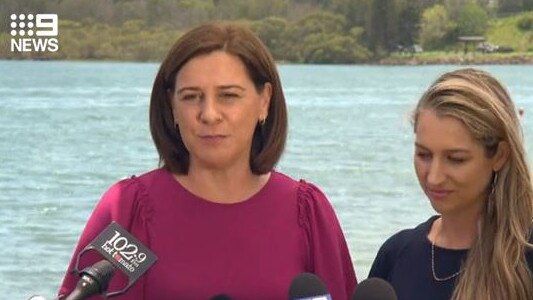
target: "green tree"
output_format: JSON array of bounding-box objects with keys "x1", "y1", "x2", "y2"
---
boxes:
[
  {"x1": 212, "y1": 0, "x2": 288, "y2": 21},
  {"x1": 59, "y1": 0, "x2": 115, "y2": 24},
  {"x1": 526, "y1": 0, "x2": 533, "y2": 10},
  {"x1": 329, "y1": 0, "x2": 371, "y2": 27},
  {"x1": 419, "y1": 4, "x2": 453, "y2": 50},
  {"x1": 252, "y1": 17, "x2": 290, "y2": 60},
  {"x1": 444, "y1": 0, "x2": 473, "y2": 19},
  {"x1": 247, "y1": 0, "x2": 289, "y2": 20},
  {"x1": 283, "y1": 11, "x2": 347, "y2": 61},
  {"x1": 291, "y1": 11, "x2": 347, "y2": 36},
  {"x1": 366, "y1": 0, "x2": 399, "y2": 56},
  {"x1": 300, "y1": 32, "x2": 371, "y2": 63},
  {"x1": 396, "y1": 1, "x2": 422, "y2": 48},
  {"x1": 146, "y1": 0, "x2": 174, "y2": 26},
  {"x1": 456, "y1": 3, "x2": 489, "y2": 36},
  {"x1": 498, "y1": 0, "x2": 526, "y2": 14},
  {"x1": 112, "y1": 1, "x2": 146, "y2": 25}
]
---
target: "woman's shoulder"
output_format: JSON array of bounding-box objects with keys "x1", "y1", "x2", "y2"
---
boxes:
[
  {"x1": 379, "y1": 216, "x2": 436, "y2": 254},
  {"x1": 268, "y1": 171, "x2": 337, "y2": 224},
  {"x1": 104, "y1": 168, "x2": 166, "y2": 196},
  {"x1": 96, "y1": 168, "x2": 165, "y2": 220},
  {"x1": 269, "y1": 171, "x2": 329, "y2": 202},
  {"x1": 271, "y1": 172, "x2": 327, "y2": 199},
  {"x1": 269, "y1": 171, "x2": 302, "y2": 188},
  {"x1": 292, "y1": 177, "x2": 341, "y2": 230},
  {"x1": 282, "y1": 173, "x2": 332, "y2": 208},
  {"x1": 128, "y1": 168, "x2": 169, "y2": 187}
]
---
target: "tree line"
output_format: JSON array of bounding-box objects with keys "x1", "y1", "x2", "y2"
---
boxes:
[{"x1": 1, "y1": 0, "x2": 532, "y2": 62}]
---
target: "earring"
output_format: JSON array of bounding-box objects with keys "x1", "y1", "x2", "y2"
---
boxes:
[
  {"x1": 490, "y1": 172, "x2": 498, "y2": 197},
  {"x1": 259, "y1": 117, "x2": 266, "y2": 126}
]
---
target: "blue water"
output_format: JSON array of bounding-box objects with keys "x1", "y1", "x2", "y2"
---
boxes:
[{"x1": 1, "y1": 61, "x2": 532, "y2": 299}]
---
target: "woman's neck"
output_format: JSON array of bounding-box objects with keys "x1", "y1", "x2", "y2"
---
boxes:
[
  {"x1": 430, "y1": 213, "x2": 480, "y2": 249},
  {"x1": 175, "y1": 165, "x2": 271, "y2": 204}
]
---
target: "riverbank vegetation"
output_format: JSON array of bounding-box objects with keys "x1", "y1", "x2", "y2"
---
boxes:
[{"x1": 1, "y1": 0, "x2": 532, "y2": 64}]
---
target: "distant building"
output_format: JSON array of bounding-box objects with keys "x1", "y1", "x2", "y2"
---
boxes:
[{"x1": 457, "y1": 36, "x2": 486, "y2": 54}]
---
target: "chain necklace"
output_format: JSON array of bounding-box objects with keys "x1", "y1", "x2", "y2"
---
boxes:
[{"x1": 431, "y1": 229, "x2": 463, "y2": 282}]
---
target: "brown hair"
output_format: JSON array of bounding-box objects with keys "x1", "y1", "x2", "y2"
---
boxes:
[
  {"x1": 149, "y1": 22, "x2": 287, "y2": 175},
  {"x1": 413, "y1": 68, "x2": 533, "y2": 299}
]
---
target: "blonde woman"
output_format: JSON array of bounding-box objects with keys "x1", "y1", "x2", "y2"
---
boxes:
[{"x1": 369, "y1": 68, "x2": 533, "y2": 300}]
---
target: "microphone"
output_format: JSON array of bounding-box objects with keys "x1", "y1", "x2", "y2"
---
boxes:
[
  {"x1": 28, "y1": 261, "x2": 115, "y2": 300},
  {"x1": 68, "y1": 222, "x2": 157, "y2": 298},
  {"x1": 288, "y1": 273, "x2": 332, "y2": 300},
  {"x1": 351, "y1": 278, "x2": 397, "y2": 300},
  {"x1": 64, "y1": 260, "x2": 115, "y2": 300}
]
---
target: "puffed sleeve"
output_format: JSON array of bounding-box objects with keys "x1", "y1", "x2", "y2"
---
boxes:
[
  {"x1": 58, "y1": 176, "x2": 153, "y2": 300},
  {"x1": 298, "y1": 180, "x2": 357, "y2": 300}
]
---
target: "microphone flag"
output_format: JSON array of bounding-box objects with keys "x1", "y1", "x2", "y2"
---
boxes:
[{"x1": 72, "y1": 222, "x2": 157, "y2": 297}]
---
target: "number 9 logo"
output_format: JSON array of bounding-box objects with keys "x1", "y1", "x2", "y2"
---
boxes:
[{"x1": 36, "y1": 14, "x2": 58, "y2": 37}]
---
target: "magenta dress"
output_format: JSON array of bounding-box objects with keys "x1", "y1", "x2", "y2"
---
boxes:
[{"x1": 58, "y1": 169, "x2": 356, "y2": 299}]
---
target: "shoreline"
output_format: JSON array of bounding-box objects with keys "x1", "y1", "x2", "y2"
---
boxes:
[
  {"x1": 2, "y1": 53, "x2": 533, "y2": 65},
  {"x1": 377, "y1": 53, "x2": 533, "y2": 65}
]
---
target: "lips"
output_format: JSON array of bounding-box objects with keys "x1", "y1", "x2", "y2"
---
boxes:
[
  {"x1": 198, "y1": 134, "x2": 227, "y2": 143},
  {"x1": 427, "y1": 188, "x2": 452, "y2": 200},
  {"x1": 199, "y1": 134, "x2": 226, "y2": 138}
]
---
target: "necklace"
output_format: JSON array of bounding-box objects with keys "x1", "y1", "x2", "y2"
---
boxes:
[{"x1": 431, "y1": 228, "x2": 462, "y2": 282}]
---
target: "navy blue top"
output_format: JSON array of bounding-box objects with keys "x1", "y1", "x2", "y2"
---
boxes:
[{"x1": 368, "y1": 216, "x2": 533, "y2": 300}]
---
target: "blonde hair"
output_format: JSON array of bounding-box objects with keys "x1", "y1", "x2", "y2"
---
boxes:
[{"x1": 414, "y1": 68, "x2": 533, "y2": 299}]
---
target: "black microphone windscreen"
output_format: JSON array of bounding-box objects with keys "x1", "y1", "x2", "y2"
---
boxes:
[
  {"x1": 352, "y1": 278, "x2": 397, "y2": 300},
  {"x1": 289, "y1": 272, "x2": 331, "y2": 299},
  {"x1": 65, "y1": 260, "x2": 116, "y2": 300},
  {"x1": 81, "y1": 260, "x2": 115, "y2": 292}
]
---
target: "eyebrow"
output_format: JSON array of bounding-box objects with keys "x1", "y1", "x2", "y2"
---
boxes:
[
  {"x1": 176, "y1": 87, "x2": 201, "y2": 95},
  {"x1": 414, "y1": 142, "x2": 471, "y2": 154},
  {"x1": 176, "y1": 85, "x2": 245, "y2": 94},
  {"x1": 218, "y1": 85, "x2": 245, "y2": 91}
]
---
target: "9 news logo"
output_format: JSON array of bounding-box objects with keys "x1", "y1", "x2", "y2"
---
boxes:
[{"x1": 10, "y1": 14, "x2": 59, "y2": 52}]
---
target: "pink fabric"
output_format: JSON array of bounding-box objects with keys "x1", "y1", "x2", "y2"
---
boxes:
[{"x1": 58, "y1": 169, "x2": 356, "y2": 299}]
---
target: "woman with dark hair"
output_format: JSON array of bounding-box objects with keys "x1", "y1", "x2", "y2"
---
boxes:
[{"x1": 58, "y1": 22, "x2": 356, "y2": 299}]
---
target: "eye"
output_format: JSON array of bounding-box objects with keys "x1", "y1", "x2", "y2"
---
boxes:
[
  {"x1": 448, "y1": 156, "x2": 467, "y2": 164},
  {"x1": 416, "y1": 151, "x2": 431, "y2": 161},
  {"x1": 179, "y1": 93, "x2": 201, "y2": 102},
  {"x1": 219, "y1": 92, "x2": 240, "y2": 100}
]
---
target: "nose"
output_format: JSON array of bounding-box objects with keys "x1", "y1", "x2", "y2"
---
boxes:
[
  {"x1": 427, "y1": 159, "x2": 446, "y2": 186},
  {"x1": 199, "y1": 95, "x2": 222, "y2": 124}
]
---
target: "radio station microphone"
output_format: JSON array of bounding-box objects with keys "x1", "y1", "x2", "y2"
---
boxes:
[
  {"x1": 351, "y1": 278, "x2": 397, "y2": 300},
  {"x1": 288, "y1": 273, "x2": 332, "y2": 300},
  {"x1": 68, "y1": 222, "x2": 157, "y2": 298},
  {"x1": 64, "y1": 260, "x2": 115, "y2": 300},
  {"x1": 27, "y1": 260, "x2": 114, "y2": 300}
]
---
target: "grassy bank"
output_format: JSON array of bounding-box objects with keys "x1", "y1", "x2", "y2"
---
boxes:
[
  {"x1": 486, "y1": 12, "x2": 533, "y2": 52},
  {"x1": 380, "y1": 51, "x2": 533, "y2": 65}
]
